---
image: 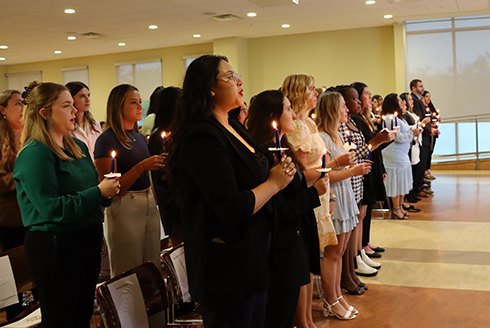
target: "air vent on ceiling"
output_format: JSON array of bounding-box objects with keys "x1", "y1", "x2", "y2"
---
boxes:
[
  {"x1": 80, "y1": 32, "x2": 102, "y2": 39},
  {"x1": 211, "y1": 14, "x2": 241, "y2": 22}
]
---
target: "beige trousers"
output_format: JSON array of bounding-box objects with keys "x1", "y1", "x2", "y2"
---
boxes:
[{"x1": 104, "y1": 188, "x2": 161, "y2": 277}]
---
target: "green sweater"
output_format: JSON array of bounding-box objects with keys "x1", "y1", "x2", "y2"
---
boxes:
[{"x1": 13, "y1": 138, "x2": 111, "y2": 232}]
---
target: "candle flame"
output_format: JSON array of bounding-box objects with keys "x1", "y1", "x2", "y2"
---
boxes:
[
  {"x1": 345, "y1": 130, "x2": 350, "y2": 136},
  {"x1": 426, "y1": 107, "x2": 430, "y2": 112},
  {"x1": 311, "y1": 113, "x2": 316, "y2": 120},
  {"x1": 436, "y1": 109, "x2": 440, "y2": 113},
  {"x1": 161, "y1": 131, "x2": 166, "y2": 139},
  {"x1": 272, "y1": 121, "x2": 277, "y2": 129},
  {"x1": 394, "y1": 111, "x2": 398, "y2": 116},
  {"x1": 432, "y1": 112, "x2": 436, "y2": 116},
  {"x1": 146, "y1": 135, "x2": 150, "y2": 140},
  {"x1": 382, "y1": 115, "x2": 386, "y2": 120},
  {"x1": 111, "y1": 150, "x2": 116, "y2": 158},
  {"x1": 368, "y1": 144, "x2": 372, "y2": 151},
  {"x1": 323, "y1": 147, "x2": 327, "y2": 154}
]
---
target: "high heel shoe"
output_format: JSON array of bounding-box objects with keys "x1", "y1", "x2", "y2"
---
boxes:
[
  {"x1": 338, "y1": 295, "x2": 359, "y2": 315},
  {"x1": 323, "y1": 299, "x2": 356, "y2": 320},
  {"x1": 391, "y1": 208, "x2": 407, "y2": 220},
  {"x1": 360, "y1": 249, "x2": 381, "y2": 269}
]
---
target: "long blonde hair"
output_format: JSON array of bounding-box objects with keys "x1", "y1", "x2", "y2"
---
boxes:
[
  {"x1": 0, "y1": 90, "x2": 21, "y2": 173},
  {"x1": 316, "y1": 91, "x2": 342, "y2": 143},
  {"x1": 106, "y1": 84, "x2": 139, "y2": 149},
  {"x1": 281, "y1": 74, "x2": 313, "y2": 116},
  {"x1": 21, "y1": 81, "x2": 83, "y2": 161}
]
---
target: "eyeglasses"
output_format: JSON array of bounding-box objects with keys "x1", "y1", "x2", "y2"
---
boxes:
[{"x1": 219, "y1": 72, "x2": 241, "y2": 84}]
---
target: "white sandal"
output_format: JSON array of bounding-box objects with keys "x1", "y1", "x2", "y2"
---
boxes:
[
  {"x1": 323, "y1": 299, "x2": 356, "y2": 320},
  {"x1": 338, "y1": 295, "x2": 359, "y2": 315}
]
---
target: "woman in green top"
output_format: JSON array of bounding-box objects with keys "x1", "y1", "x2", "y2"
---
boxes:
[{"x1": 13, "y1": 81, "x2": 120, "y2": 328}]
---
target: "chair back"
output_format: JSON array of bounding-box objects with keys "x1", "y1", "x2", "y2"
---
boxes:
[
  {"x1": 96, "y1": 261, "x2": 168, "y2": 328},
  {"x1": 0, "y1": 246, "x2": 35, "y2": 294},
  {"x1": 160, "y1": 243, "x2": 190, "y2": 305}
]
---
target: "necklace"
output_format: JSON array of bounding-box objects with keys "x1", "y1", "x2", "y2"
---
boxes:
[{"x1": 126, "y1": 130, "x2": 136, "y2": 141}]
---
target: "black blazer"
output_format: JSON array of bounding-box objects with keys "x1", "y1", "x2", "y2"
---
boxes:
[
  {"x1": 178, "y1": 117, "x2": 274, "y2": 306},
  {"x1": 270, "y1": 167, "x2": 321, "y2": 288},
  {"x1": 411, "y1": 92, "x2": 432, "y2": 147}
]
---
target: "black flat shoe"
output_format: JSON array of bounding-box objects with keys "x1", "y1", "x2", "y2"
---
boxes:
[
  {"x1": 370, "y1": 246, "x2": 385, "y2": 253},
  {"x1": 402, "y1": 204, "x2": 421, "y2": 213},
  {"x1": 366, "y1": 251, "x2": 382, "y2": 258}
]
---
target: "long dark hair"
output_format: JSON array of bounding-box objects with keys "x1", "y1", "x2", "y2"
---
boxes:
[
  {"x1": 166, "y1": 54, "x2": 227, "y2": 193},
  {"x1": 422, "y1": 90, "x2": 436, "y2": 113},
  {"x1": 247, "y1": 90, "x2": 304, "y2": 172},
  {"x1": 146, "y1": 86, "x2": 164, "y2": 116},
  {"x1": 65, "y1": 81, "x2": 99, "y2": 133},
  {"x1": 381, "y1": 93, "x2": 401, "y2": 115}
]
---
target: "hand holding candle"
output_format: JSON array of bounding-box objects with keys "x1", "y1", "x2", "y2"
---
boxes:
[
  {"x1": 345, "y1": 130, "x2": 352, "y2": 145},
  {"x1": 382, "y1": 115, "x2": 387, "y2": 129},
  {"x1": 426, "y1": 107, "x2": 431, "y2": 117},
  {"x1": 367, "y1": 144, "x2": 372, "y2": 161},
  {"x1": 394, "y1": 111, "x2": 398, "y2": 128}
]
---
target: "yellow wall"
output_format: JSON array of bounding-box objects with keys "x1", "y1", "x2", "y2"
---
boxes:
[
  {"x1": 0, "y1": 66, "x2": 7, "y2": 91},
  {"x1": 4, "y1": 43, "x2": 213, "y2": 120},
  {"x1": 3, "y1": 25, "x2": 401, "y2": 120},
  {"x1": 248, "y1": 26, "x2": 396, "y2": 101}
]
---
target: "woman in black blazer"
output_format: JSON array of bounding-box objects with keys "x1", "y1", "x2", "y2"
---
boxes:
[
  {"x1": 165, "y1": 55, "x2": 295, "y2": 328},
  {"x1": 247, "y1": 90, "x2": 327, "y2": 328}
]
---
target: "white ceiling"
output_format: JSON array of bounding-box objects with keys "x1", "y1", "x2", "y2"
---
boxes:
[{"x1": 0, "y1": 0, "x2": 489, "y2": 65}]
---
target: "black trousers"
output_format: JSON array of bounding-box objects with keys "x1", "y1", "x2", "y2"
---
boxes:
[
  {"x1": 362, "y1": 203, "x2": 374, "y2": 247},
  {"x1": 24, "y1": 223, "x2": 102, "y2": 328},
  {"x1": 201, "y1": 291, "x2": 268, "y2": 328},
  {"x1": 413, "y1": 145, "x2": 430, "y2": 192},
  {"x1": 265, "y1": 285, "x2": 300, "y2": 328}
]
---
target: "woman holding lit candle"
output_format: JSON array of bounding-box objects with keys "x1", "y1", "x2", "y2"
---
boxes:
[
  {"x1": 165, "y1": 55, "x2": 295, "y2": 328},
  {"x1": 282, "y1": 74, "x2": 355, "y2": 327},
  {"x1": 94, "y1": 84, "x2": 165, "y2": 277},
  {"x1": 247, "y1": 89, "x2": 328, "y2": 328},
  {"x1": 422, "y1": 90, "x2": 440, "y2": 181},
  {"x1": 381, "y1": 94, "x2": 421, "y2": 219},
  {"x1": 147, "y1": 86, "x2": 183, "y2": 245},
  {"x1": 351, "y1": 82, "x2": 395, "y2": 266},
  {"x1": 65, "y1": 81, "x2": 102, "y2": 161},
  {"x1": 13, "y1": 82, "x2": 120, "y2": 327},
  {"x1": 317, "y1": 91, "x2": 372, "y2": 320}
]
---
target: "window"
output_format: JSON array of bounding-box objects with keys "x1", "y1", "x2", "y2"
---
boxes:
[
  {"x1": 62, "y1": 66, "x2": 89, "y2": 86},
  {"x1": 115, "y1": 59, "x2": 162, "y2": 125},
  {"x1": 6, "y1": 71, "x2": 42, "y2": 92}
]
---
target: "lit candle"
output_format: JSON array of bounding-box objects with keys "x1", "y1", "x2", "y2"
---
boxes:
[
  {"x1": 111, "y1": 151, "x2": 116, "y2": 173},
  {"x1": 382, "y1": 115, "x2": 386, "y2": 129},
  {"x1": 345, "y1": 130, "x2": 352, "y2": 145},
  {"x1": 311, "y1": 113, "x2": 316, "y2": 120},
  {"x1": 146, "y1": 135, "x2": 150, "y2": 143},
  {"x1": 321, "y1": 148, "x2": 326, "y2": 178},
  {"x1": 416, "y1": 116, "x2": 419, "y2": 129},
  {"x1": 425, "y1": 107, "x2": 430, "y2": 117},
  {"x1": 367, "y1": 144, "x2": 372, "y2": 161},
  {"x1": 161, "y1": 131, "x2": 166, "y2": 153},
  {"x1": 435, "y1": 122, "x2": 439, "y2": 130},
  {"x1": 391, "y1": 115, "x2": 394, "y2": 130},
  {"x1": 272, "y1": 121, "x2": 282, "y2": 156},
  {"x1": 394, "y1": 111, "x2": 398, "y2": 127}
]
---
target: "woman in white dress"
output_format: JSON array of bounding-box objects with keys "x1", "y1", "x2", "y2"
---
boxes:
[
  {"x1": 316, "y1": 91, "x2": 371, "y2": 320},
  {"x1": 381, "y1": 93, "x2": 421, "y2": 219}
]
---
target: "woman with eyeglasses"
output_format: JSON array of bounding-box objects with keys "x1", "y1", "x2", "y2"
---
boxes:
[{"x1": 165, "y1": 55, "x2": 295, "y2": 328}]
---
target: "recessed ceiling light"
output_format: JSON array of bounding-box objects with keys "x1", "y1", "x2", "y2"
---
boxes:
[
  {"x1": 64, "y1": 9, "x2": 75, "y2": 14},
  {"x1": 149, "y1": 25, "x2": 158, "y2": 29},
  {"x1": 282, "y1": 24, "x2": 290, "y2": 28},
  {"x1": 54, "y1": 50, "x2": 62, "y2": 54},
  {"x1": 0, "y1": 57, "x2": 5, "y2": 61},
  {"x1": 0, "y1": 45, "x2": 8, "y2": 49},
  {"x1": 118, "y1": 42, "x2": 126, "y2": 46},
  {"x1": 67, "y1": 36, "x2": 76, "y2": 40},
  {"x1": 247, "y1": 12, "x2": 257, "y2": 17},
  {"x1": 384, "y1": 14, "x2": 393, "y2": 19},
  {"x1": 193, "y1": 34, "x2": 201, "y2": 38},
  {"x1": 365, "y1": 0, "x2": 375, "y2": 4}
]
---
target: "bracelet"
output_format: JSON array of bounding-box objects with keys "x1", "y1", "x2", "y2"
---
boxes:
[
  {"x1": 330, "y1": 198, "x2": 337, "y2": 202},
  {"x1": 334, "y1": 158, "x2": 339, "y2": 168}
]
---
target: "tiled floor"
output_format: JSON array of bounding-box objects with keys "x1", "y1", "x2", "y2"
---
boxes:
[{"x1": 311, "y1": 171, "x2": 490, "y2": 328}]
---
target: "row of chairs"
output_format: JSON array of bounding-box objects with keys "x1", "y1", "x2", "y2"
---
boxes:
[{"x1": 0, "y1": 243, "x2": 202, "y2": 328}]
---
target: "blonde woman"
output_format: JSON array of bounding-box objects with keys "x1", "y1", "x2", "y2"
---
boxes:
[
  {"x1": 13, "y1": 82, "x2": 119, "y2": 327},
  {"x1": 282, "y1": 74, "x2": 354, "y2": 328},
  {"x1": 94, "y1": 84, "x2": 165, "y2": 277},
  {"x1": 316, "y1": 91, "x2": 372, "y2": 320}
]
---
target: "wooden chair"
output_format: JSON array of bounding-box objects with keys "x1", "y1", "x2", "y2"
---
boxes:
[
  {"x1": 96, "y1": 261, "x2": 200, "y2": 328},
  {"x1": 161, "y1": 244, "x2": 203, "y2": 326},
  {"x1": 0, "y1": 246, "x2": 40, "y2": 328}
]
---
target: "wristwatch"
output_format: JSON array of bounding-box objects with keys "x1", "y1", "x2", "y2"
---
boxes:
[{"x1": 330, "y1": 194, "x2": 337, "y2": 202}]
